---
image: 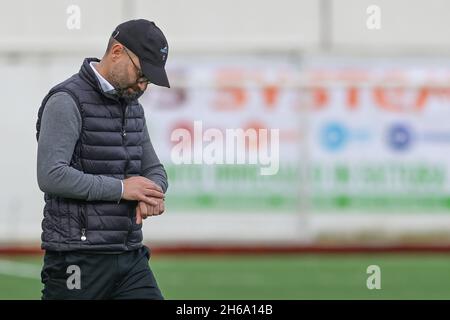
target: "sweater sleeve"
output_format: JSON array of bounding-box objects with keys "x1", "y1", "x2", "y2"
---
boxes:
[
  {"x1": 36, "y1": 91, "x2": 123, "y2": 201},
  {"x1": 140, "y1": 117, "x2": 169, "y2": 193}
]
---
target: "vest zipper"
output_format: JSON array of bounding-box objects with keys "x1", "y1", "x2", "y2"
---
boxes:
[
  {"x1": 121, "y1": 104, "x2": 131, "y2": 176},
  {"x1": 121, "y1": 102, "x2": 133, "y2": 247},
  {"x1": 81, "y1": 228, "x2": 87, "y2": 242},
  {"x1": 79, "y1": 203, "x2": 88, "y2": 241},
  {"x1": 121, "y1": 105, "x2": 127, "y2": 138}
]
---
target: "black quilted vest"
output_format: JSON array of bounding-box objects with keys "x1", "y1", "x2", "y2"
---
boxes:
[{"x1": 36, "y1": 57, "x2": 145, "y2": 252}]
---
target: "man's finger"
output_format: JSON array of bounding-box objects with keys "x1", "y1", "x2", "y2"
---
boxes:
[
  {"x1": 144, "y1": 189, "x2": 165, "y2": 199},
  {"x1": 159, "y1": 200, "x2": 165, "y2": 215},
  {"x1": 153, "y1": 203, "x2": 159, "y2": 216},
  {"x1": 146, "y1": 202, "x2": 157, "y2": 216},
  {"x1": 140, "y1": 201, "x2": 148, "y2": 219},
  {"x1": 147, "y1": 180, "x2": 163, "y2": 192},
  {"x1": 136, "y1": 203, "x2": 142, "y2": 224},
  {"x1": 153, "y1": 184, "x2": 163, "y2": 193},
  {"x1": 141, "y1": 179, "x2": 163, "y2": 192},
  {"x1": 139, "y1": 195, "x2": 158, "y2": 206}
]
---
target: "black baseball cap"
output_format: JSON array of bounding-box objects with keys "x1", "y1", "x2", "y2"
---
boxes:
[{"x1": 112, "y1": 19, "x2": 170, "y2": 88}]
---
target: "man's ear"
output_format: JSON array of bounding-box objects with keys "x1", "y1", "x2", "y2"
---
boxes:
[{"x1": 110, "y1": 43, "x2": 124, "y2": 62}]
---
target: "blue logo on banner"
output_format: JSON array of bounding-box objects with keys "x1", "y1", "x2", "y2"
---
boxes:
[
  {"x1": 387, "y1": 123, "x2": 413, "y2": 151},
  {"x1": 320, "y1": 122, "x2": 348, "y2": 151}
]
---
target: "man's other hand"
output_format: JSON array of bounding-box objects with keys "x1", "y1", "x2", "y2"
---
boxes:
[
  {"x1": 135, "y1": 198, "x2": 165, "y2": 224},
  {"x1": 122, "y1": 176, "x2": 164, "y2": 206}
]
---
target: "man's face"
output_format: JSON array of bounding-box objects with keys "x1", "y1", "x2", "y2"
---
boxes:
[{"x1": 108, "y1": 46, "x2": 149, "y2": 101}]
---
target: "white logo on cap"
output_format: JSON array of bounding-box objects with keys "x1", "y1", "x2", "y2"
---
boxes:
[{"x1": 160, "y1": 46, "x2": 168, "y2": 61}]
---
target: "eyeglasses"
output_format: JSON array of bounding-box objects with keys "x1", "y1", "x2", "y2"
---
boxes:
[{"x1": 123, "y1": 47, "x2": 151, "y2": 85}]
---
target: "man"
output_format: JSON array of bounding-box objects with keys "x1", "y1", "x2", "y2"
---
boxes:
[{"x1": 36, "y1": 19, "x2": 170, "y2": 299}]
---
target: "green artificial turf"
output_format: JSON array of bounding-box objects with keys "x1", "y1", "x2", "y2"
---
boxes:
[{"x1": 1, "y1": 254, "x2": 450, "y2": 299}]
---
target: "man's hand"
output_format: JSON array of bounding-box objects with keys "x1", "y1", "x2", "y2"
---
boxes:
[
  {"x1": 122, "y1": 176, "x2": 164, "y2": 206},
  {"x1": 135, "y1": 197, "x2": 165, "y2": 224},
  {"x1": 131, "y1": 179, "x2": 165, "y2": 224}
]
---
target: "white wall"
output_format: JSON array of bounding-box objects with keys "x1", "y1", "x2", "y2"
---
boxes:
[
  {"x1": 331, "y1": 0, "x2": 450, "y2": 53},
  {"x1": 1, "y1": 0, "x2": 450, "y2": 54},
  {"x1": 135, "y1": 0, "x2": 320, "y2": 53}
]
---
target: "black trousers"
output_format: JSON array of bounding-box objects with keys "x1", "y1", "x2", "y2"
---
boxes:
[{"x1": 41, "y1": 246, "x2": 164, "y2": 300}]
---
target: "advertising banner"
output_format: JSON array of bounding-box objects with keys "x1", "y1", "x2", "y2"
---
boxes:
[{"x1": 141, "y1": 58, "x2": 450, "y2": 213}]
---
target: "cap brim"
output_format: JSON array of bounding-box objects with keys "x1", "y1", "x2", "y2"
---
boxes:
[{"x1": 140, "y1": 60, "x2": 170, "y2": 88}]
